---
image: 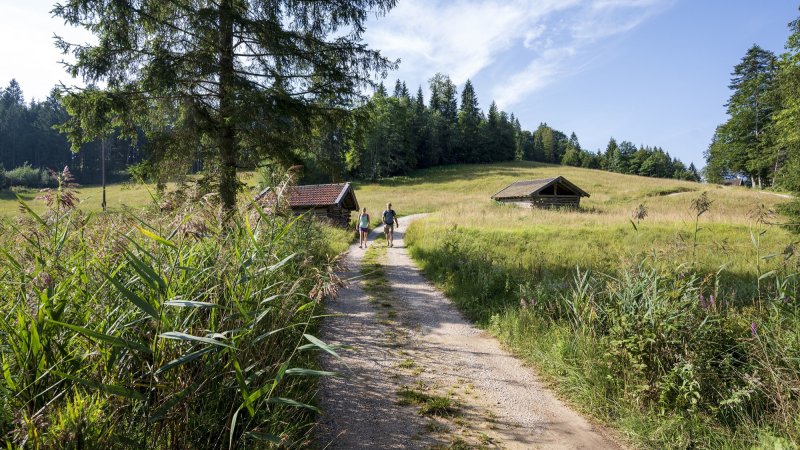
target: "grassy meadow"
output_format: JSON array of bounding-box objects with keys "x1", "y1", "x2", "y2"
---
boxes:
[
  {"x1": 356, "y1": 162, "x2": 794, "y2": 299},
  {"x1": 356, "y1": 162, "x2": 800, "y2": 449},
  {"x1": 0, "y1": 172, "x2": 263, "y2": 219}
]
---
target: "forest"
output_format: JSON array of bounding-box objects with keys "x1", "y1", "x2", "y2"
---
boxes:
[
  {"x1": 0, "y1": 81, "x2": 143, "y2": 187},
  {"x1": 332, "y1": 75, "x2": 700, "y2": 182},
  {"x1": 0, "y1": 75, "x2": 699, "y2": 190}
]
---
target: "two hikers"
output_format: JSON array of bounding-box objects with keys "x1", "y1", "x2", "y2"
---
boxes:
[{"x1": 356, "y1": 203, "x2": 399, "y2": 248}]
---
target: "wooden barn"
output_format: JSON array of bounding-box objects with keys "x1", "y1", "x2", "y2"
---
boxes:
[
  {"x1": 256, "y1": 183, "x2": 359, "y2": 227},
  {"x1": 491, "y1": 177, "x2": 590, "y2": 209}
]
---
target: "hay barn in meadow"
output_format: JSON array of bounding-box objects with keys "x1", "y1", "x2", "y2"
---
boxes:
[
  {"x1": 256, "y1": 183, "x2": 358, "y2": 227},
  {"x1": 491, "y1": 176, "x2": 590, "y2": 209}
]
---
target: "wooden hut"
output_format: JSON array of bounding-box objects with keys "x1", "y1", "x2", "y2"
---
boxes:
[
  {"x1": 722, "y1": 177, "x2": 749, "y2": 187},
  {"x1": 256, "y1": 183, "x2": 359, "y2": 226},
  {"x1": 491, "y1": 177, "x2": 589, "y2": 209}
]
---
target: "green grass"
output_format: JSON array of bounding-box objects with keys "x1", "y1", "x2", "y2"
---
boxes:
[
  {"x1": 0, "y1": 182, "x2": 160, "y2": 218},
  {"x1": 0, "y1": 171, "x2": 262, "y2": 219},
  {"x1": 357, "y1": 162, "x2": 800, "y2": 449},
  {"x1": 361, "y1": 239, "x2": 391, "y2": 304},
  {"x1": 397, "y1": 385, "x2": 459, "y2": 417},
  {"x1": 352, "y1": 161, "x2": 790, "y2": 227}
]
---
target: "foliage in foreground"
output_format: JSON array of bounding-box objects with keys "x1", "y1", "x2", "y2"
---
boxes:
[
  {"x1": 0, "y1": 184, "x2": 344, "y2": 448},
  {"x1": 406, "y1": 213, "x2": 800, "y2": 448}
]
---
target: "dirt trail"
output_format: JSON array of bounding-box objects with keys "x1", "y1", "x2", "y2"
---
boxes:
[{"x1": 316, "y1": 215, "x2": 621, "y2": 449}]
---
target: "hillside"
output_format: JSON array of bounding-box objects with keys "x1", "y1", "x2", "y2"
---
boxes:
[
  {"x1": 356, "y1": 162, "x2": 800, "y2": 448},
  {"x1": 0, "y1": 173, "x2": 263, "y2": 219},
  {"x1": 356, "y1": 162, "x2": 793, "y2": 292},
  {"x1": 355, "y1": 161, "x2": 788, "y2": 224}
]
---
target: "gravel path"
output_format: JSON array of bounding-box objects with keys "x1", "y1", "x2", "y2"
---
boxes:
[{"x1": 316, "y1": 215, "x2": 621, "y2": 449}]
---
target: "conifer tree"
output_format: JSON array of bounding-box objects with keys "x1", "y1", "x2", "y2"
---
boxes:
[
  {"x1": 774, "y1": 10, "x2": 800, "y2": 191},
  {"x1": 54, "y1": 0, "x2": 398, "y2": 214},
  {"x1": 705, "y1": 45, "x2": 778, "y2": 187},
  {"x1": 457, "y1": 79, "x2": 482, "y2": 162}
]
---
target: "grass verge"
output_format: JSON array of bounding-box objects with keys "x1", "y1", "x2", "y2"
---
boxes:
[{"x1": 406, "y1": 217, "x2": 800, "y2": 449}]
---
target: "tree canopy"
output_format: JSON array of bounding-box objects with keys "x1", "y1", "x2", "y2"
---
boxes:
[{"x1": 54, "y1": 0, "x2": 397, "y2": 213}]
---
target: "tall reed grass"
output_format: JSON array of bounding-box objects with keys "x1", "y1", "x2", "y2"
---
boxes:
[{"x1": 0, "y1": 171, "x2": 345, "y2": 448}]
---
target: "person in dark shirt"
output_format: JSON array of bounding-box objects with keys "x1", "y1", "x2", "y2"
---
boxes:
[{"x1": 382, "y1": 202, "x2": 399, "y2": 247}]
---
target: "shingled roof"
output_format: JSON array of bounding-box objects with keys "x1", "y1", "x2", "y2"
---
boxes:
[
  {"x1": 256, "y1": 183, "x2": 358, "y2": 209},
  {"x1": 491, "y1": 176, "x2": 589, "y2": 199}
]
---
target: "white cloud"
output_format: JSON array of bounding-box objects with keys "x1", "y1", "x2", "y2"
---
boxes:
[{"x1": 366, "y1": 0, "x2": 671, "y2": 107}]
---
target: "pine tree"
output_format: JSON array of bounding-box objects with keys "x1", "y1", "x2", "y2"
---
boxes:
[
  {"x1": 428, "y1": 74, "x2": 458, "y2": 164},
  {"x1": 54, "y1": 0, "x2": 398, "y2": 214},
  {"x1": 457, "y1": 80, "x2": 482, "y2": 162},
  {"x1": 774, "y1": 10, "x2": 800, "y2": 192},
  {"x1": 705, "y1": 45, "x2": 779, "y2": 188}
]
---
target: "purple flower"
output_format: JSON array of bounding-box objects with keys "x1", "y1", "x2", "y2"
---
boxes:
[
  {"x1": 709, "y1": 294, "x2": 716, "y2": 307},
  {"x1": 529, "y1": 297, "x2": 537, "y2": 308},
  {"x1": 751, "y1": 322, "x2": 758, "y2": 338}
]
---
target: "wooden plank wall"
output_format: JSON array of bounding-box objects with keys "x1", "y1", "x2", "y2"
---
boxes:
[{"x1": 497, "y1": 196, "x2": 581, "y2": 209}]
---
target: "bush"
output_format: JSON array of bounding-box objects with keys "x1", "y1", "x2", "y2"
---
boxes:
[
  {"x1": 777, "y1": 198, "x2": 800, "y2": 234},
  {"x1": 4, "y1": 162, "x2": 55, "y2": 188}
]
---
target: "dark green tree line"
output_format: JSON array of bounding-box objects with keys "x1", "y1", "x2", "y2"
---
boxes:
[
  {"x1": 0, "y1": 79, "x2": 142, "y2": 186},
  {"x1": 339, "y1": 73, "x2": 697, "y2": 182}
]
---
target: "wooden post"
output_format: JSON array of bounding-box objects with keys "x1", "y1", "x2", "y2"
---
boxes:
[{"x1": 101, "y1": 138, "x2": 107, "y2": 211}]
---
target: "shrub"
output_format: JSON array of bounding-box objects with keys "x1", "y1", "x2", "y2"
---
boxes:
[
  {"x1": 5, "y1": 162, "x2": 43, "y2": 187},
  {"x1": 777, "y1": 198, "x2": 800, "y2": 234},
  {"x1": 3, "y1": 163, "x2": 57, "y2": 188}
]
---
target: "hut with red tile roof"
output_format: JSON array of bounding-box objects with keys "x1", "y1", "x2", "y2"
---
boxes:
[{"x1": 256, "y1": 183, "x2": 359, "y2": 226}]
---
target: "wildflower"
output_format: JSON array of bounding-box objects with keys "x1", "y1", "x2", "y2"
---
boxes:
[
  {"x1": 520, "y1": 298, "x2": 527, "y2": 309},
  {"x1": 529, "y1": 297, "x2": 537, "y2": 308},
  {"x1": 709, "y1": 294, "x2": 716, "y2": 306},
  {"x1": 750, "y1": 322, "x2": 758, "y2": 338},
  {"x1": 699, "y1": 293, "x2": 706, "y2": 308},
  {"x1": 32, "y1": 272, "x2": 53, "y2": 290}
]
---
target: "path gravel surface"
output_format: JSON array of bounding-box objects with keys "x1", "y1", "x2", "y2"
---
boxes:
[{"x1": 316, "y1": 215, "x2": 622, "y2": 449}]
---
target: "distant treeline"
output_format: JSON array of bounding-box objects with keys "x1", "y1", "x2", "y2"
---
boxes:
[
  {"x1": 320, "y1": 74, "x2": 700, "y2": 182},
  {"x1": 0, "y1": 80, "x2": 144, "y2": 187},
  {"x1": 1, "y1": 75, "x2": 700, "y2": 189},
  {"x1": 704, "y1": 11, "x2": 800, "y2": 191}
]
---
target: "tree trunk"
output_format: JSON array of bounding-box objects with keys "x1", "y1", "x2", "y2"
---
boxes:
[{"x1": 218, "y1": 0, "x2": 237, "y2": 215}]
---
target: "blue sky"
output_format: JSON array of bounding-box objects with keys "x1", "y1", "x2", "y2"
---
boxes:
[
  {"x1": 363, "y1": 0, "x2": 799, "y2": 166},
  {"x1": 1, "y1": 1, "x2": 797, "y2": 167}
]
